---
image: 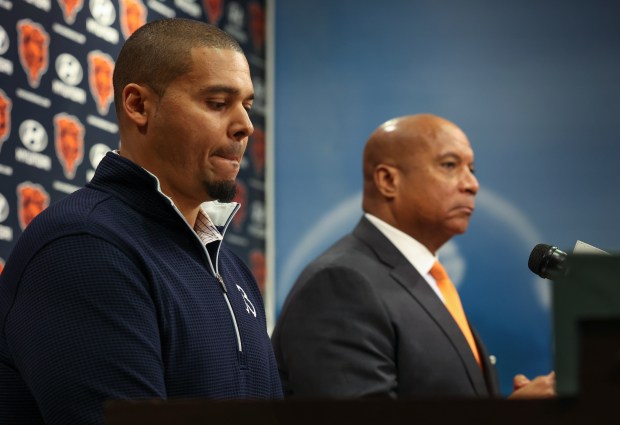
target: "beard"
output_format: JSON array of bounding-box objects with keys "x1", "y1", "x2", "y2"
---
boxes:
[{"x1": 204, "y1": 179, "x2": 237, "y2": 203}]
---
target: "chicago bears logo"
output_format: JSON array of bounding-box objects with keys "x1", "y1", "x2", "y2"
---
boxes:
[
  {"x1": 17, "y1": 182, "x2": 50, "y2": 230},
  {"x1": 58, "y1": 0, "x2": 85, "y2": 24},
  {"x1": 249, "y1": 126, "x2": 265, "y2": 175},
  {"x1": 17, "y1": 20, "x2": 49, "y2": 88},
  {"x1": 203, "y1": 0, "x2": 224, "y2": 24},
  {"x1": 119, "y1": 0, "x2": 147, "y2": 40},
  {"x1": 0, "y1": 89, "x2": 11, "y2": 151},
  {"x1": 54, "y1": 113, "x2": 84, "y2": 179},
  {"x1": 87, "y1": 50, "x2": 114, "y2": 116},
  {"x1": 232, "y1": 180, "x2": 247, "y2": 230},
  {"x1": 248, "y1": 2, "x2": 265, "y2": 52}
]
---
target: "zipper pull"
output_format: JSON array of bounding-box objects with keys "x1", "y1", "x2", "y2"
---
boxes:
[{"x1": 216, "y1": 273, "x2": 228, "y2": 293}]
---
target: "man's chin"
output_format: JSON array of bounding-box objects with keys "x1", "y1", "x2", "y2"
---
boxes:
[
  {"x1": 455, "y1": 224, "x2": 470, "y2": 235},
  {"x1": 205, "y1": 179, "x2": 237, "y2": 203},
  {"x1": 447, "y1": 220, "x2": 470, "y2": 236}
]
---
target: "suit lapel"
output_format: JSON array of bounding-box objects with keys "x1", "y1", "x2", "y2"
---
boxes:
[
  {"x1": 353, "y1": 217, "x2": 490, "y2": 396},
  {"x1": 473, "y1": 327, "x2": 500, "y2": 396}
]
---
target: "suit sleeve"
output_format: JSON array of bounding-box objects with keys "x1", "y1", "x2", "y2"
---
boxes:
[
  {"x1": 274, "y1": 265, "x2": 397, "y2": 398},
  {"x1": 4, "y1": 234, "x2": 165, "y2": 424}
]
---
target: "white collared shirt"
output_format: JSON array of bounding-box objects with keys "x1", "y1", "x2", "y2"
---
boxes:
[
  {"x1": 112, "y1": 150, "x2": 224, "y2": 245},
  {"x1": 365, "y1": 213, "x2": 445, "y2": 303},
  {"x1": 194, "y1": 206, "x2": 223, "y2": 245}
]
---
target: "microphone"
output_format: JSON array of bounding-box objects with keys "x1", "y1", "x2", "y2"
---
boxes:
[{"x1": 528, "y1": 244, "x2": 568, "y2": 280}]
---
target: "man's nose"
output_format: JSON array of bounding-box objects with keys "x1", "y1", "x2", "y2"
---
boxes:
[
  {"x1": 462, "y1": 169, "x2": 479, "y2": 195},
  {"x1": 229, "y1": 105, "x2": 254, "y2": 142}
]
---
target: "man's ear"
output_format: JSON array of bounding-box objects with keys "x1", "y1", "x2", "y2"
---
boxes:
[
  {"x1": 121, "y1": 83, "x2": 153, "y2": 127},
  {"x1": 374, "y1": 164, "x2": 399, "y2": 199}
]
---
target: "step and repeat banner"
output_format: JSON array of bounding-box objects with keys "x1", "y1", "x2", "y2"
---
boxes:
[{"x1": 0, "y1": 0, "x2": 269, "y2": 305}]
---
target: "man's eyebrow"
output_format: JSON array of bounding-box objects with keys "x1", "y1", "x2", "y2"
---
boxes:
[
  {"x1": 200, "y1": 85, "x2": 255, "y2": 100},
  {"x1": 437, "y1": 152, "x2": 461, "y2": 160}
]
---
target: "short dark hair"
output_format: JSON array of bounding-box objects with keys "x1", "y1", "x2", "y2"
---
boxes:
[{"x1": 112, "y1": 18, "x2": 243, "y2": 115}]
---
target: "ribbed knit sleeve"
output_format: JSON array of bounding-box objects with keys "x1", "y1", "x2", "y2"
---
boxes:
[{"x1": 4, "y1": 234, "x2": 165, "y2": 425}]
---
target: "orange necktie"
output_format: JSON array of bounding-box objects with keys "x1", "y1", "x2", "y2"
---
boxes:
[{"x1": 430, "y1": 260, "x2": 481, "y2": 366}]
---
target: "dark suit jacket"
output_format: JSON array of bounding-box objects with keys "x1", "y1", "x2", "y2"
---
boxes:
[{"x1": 272, "y1": 217, "x2": 500, "y2": 398}]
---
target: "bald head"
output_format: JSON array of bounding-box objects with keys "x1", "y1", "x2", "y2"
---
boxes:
[
  {"x1": 362, "y1": 114, "x2": 478, "y2": 252},
  {"x1": 363, "y1": 114, "x2": 462, "y2": 181}
]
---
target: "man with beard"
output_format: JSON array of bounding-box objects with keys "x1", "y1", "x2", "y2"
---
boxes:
[
  {"x1": 273, "y1": 114, "x2": 555, "y2": 399},
  {"x1": 0, "y1": 18, "x2": 282, "y2": 425}
]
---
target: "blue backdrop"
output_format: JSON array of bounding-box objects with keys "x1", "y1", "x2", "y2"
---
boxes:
[{"x1": 273, "y1": 0, "x2": 620, "y2": 395}]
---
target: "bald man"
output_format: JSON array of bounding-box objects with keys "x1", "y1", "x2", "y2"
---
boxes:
[{"x1": 272, "y1": 114, "x2": 555, "y2": 399}]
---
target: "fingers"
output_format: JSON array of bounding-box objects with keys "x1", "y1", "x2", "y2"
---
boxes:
[
  {"x1": 513, "y1": 374, "x2": 530, "y2": 391},
  {"x1": 509, "y1": 371, "x2": 556, "y2": 399}
]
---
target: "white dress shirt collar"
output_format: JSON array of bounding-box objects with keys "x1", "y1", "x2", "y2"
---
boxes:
[{"x1": 364, "y1": 213, "x2": 445, "y2": 302}]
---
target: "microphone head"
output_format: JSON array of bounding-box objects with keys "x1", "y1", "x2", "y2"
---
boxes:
[
  {"x1": 528, "y1": 243, "x2": 568, "y2": 279},
  {"x1": 528, "y1": 244, "x2": 552, "y2": 274}
]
